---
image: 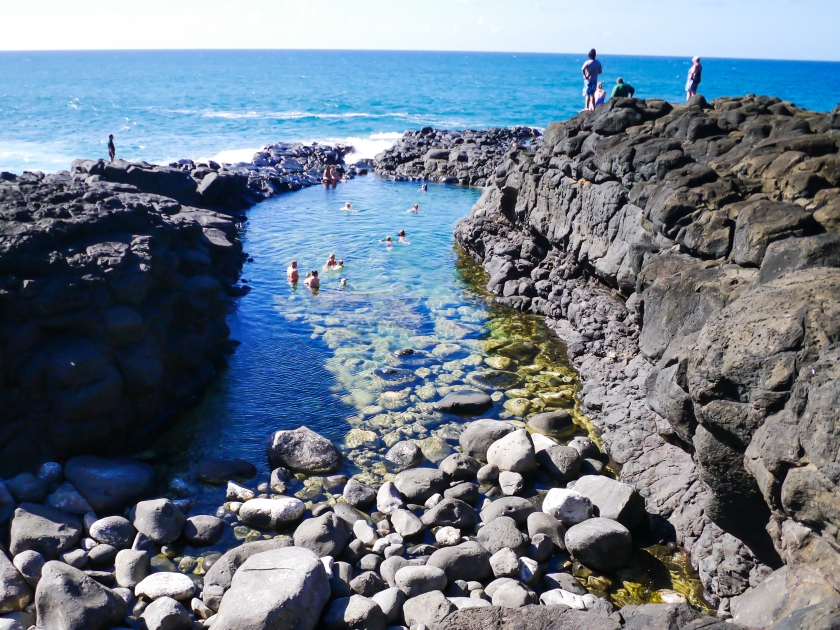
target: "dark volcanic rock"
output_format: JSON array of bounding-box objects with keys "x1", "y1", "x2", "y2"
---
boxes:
[
  {"x1": 195, "y1": 459, "x2": 257, "y2": 485},
  {"x1": 267, "y1": 426, "x2": 343, "y2": 474},
  {"x1": 35, "y1": 561, "x2": 128, "y2": 630},
  {"x1": 64, "y1": 456, "x2": 154, "y2": 514},
  {"x1": 9, "y1": 504, "x2": 82, "y2": 560},
  {"x1": 434, "y1": 604, "x2": 620, "y2": 630}
]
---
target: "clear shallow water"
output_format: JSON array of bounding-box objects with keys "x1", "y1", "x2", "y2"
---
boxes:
[{"x1": 2, "y1": 50, "x2": 839, "y2": 173}]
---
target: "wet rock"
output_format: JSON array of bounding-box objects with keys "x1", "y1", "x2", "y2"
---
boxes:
[
  {"x1": 385, "y1": 441, "x2": 424, "y2": 472},
  {"x1": 183, "y1": 515, "x2": 225, "y2": 546},
  {"x1": 267, "y1": 426, "x2": 343, "y2": 474},
  {"x1": 195, "y1": 459, "x2": 257, "y2": 485},
  {"x1": 322, "y1": 594, "x2": 387, "y2": 630},
  {"x1": 225, "y1": 481, "x2": 254, "y2": 502},
  {"x1": 527, "y1": 410, "x2": 575, "y2": 437},
  {"x1": 427, "y1": 541, "x2": 492, "y2": 582},
  {"x1": 88, "y1": 516, "x2": 135, "y2": 549},
  {"x1": 421, "y1": 498, "x2": 477, "y2": 530},
  {"x1": 480, "y1": 497, "x2": 535, "y2": 526},
  {"x1": 571, "y1": 476, "x2": 646, "y2": 528},
  {"x1": 394, "y1": 469, "x2": 448, "y2": 503},
  {"x1": 34, "y1": 561, "x2": 127, "y2": 630},
  {"x1": 439, "y1": 453, "x2": 482, "y2": 480},
  {"x1": 9, "y1": 504, "x2": 82, "y2": 559},
  {"x1": 467, "y1": 370, "x2": 522, "y2": 392},
  {"x1": 270, "y1": 467, "x2": 291, "y2": 494},
  {"x1": 477, "y1": 516, "x2": 527, "y2": 555},
  {"x1": 130, "y1": 499, "x2": 185, "y2": 545},
  {"x1": 238, "y1": 497, "x2": 306, "y2": 530},
  {"x1": 294, "y1": 512, "x2": 353, "y2": 558},
  {"x1": 395, "y1": 565, "x2": 447, "y2": 597},
  {"x1": 564, "y1": 518, "x2": 632, "y2": 573},
  {"x1": 140, "y1": 596, "x2": 192, "y2": 630},
  {"x1": 212, "y1": 547, "x2": 330, "y2": 630},
  {"x1": 402, "y1": 590, "x2": 456, "y2": 628},
  {"x1": 114, "y1": 549, "x2": 150, "y2": 589},
  {"x1": 64, "y1": 456, "x2": 154, "y2": 514},
  {"x1": 4, "y1": 474, "x2": 48, "y2": 505},
  {"x1": 135, "y1": 572, "x2": 196, "y2": 601},
  {"x1": 486, "y1": 430, "x2": 537, "y2": 474},
  {"x1": 343, "y1": 478, "x2": 376, "y2": 510},
  {"x1": 541, "y1": 488, "x2": 593, "y2": 526},
  {"x1": 434, "y1": 391, "x2": 494, "y2": 416},
  {"x1": 459, "y1": 420, "x2": 516, "y2": 461}
]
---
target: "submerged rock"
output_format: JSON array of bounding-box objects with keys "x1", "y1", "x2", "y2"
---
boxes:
[
  {"x1": 267, "y1": 426, "x2": 343, "y2": 474},
  {"x1": 434, "y1": 390, "x2": 494, "y2": 416}
]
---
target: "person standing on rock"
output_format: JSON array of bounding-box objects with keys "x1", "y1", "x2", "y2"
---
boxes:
[
  {"x1": 107, "y1": 134, "x2": 116, "y2": 162},
  {"x1": 611, "y1": 77, "x2": 636, "y2": 99},
  {"x1": 686, "y1": 56, "x2": 702, "y2": 101},
  {"x1": 582, "y1": 49, "x2": 603, "y2": 111}
]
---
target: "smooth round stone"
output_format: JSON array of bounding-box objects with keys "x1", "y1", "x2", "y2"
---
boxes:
[
  {"x1": 542, "y1": 488, "x2": 593, "y2": 525},
  {"x1": 387, "y1": 349, "x2": 434, "y2": 368},
  {"x1": 418, "y1": 437, "x2": 454, "y2": 464},
  {"x1": 491, "y1": 580, "x2": 535, "y2": 608},
  {"x1": 434, "y1": 391, "x2": 493, "y2": 416},
  {"x1": 13, "y1": 550, "x2": 45, "y2": 588},
  {"x1": 226, "y1": 481, "x2": 255, "y2": 502},
  {"x1": 536, "y1": 445, "x2": 582, "y2": 482},
  {"x1": 480, "y1": 497, "x2": 535, "y2": 526},
  {"x1": 376, "y1": 482, "x2": 405, "y2": 515},
  {"x1": 486, "y1": 430, "x2": 537, "y2": 473},
  {"x1": 498, "y1": 471, "x2": 524, "y2": 496},
  {"x1": 439, "y1": 454, "x2": 481, "y2": 481},
  {"x1": 385, "y1": 441, "x2": 423, "y2": 472},
  {"x1": 489, "y1": 547, "x2": 519, "y2": 578},
  {"x1": 394, "y1": 469, "x2": 448, "y2": 503},
  {"x1": 183, "y1": 515, "x2": 226, "y2": 547},
  {"x1": 568, "y1": 436, "x2": 601, "y2": 459},
  {"x1": 87, "y1": 543, "x2": 118, "y2": 569},
  {"x1": 476, "y1": 516, "x2": 526, "y2": 555},
  {"x1": 373, "y1": 367, "x2": 419, "y2": 389},
  {"x1": 322, "y1": 594, "x2": 387, "y2": 630},
  {"x1": 395, "y1": 565, "x2": 448, "y2": 598},
  {"x1": 135, "y1": 572, "x2": 196, "y2": 601},
  {"x1": 467, "y1": 370, "x2": 521, "y2": 392},
  {"x1": 130, "y1": 499, "x2": 186, "y2": 545},
  {"x1": 527, "y1": 410, "x2": 575, "y2": 437},
  {"x1": 391, "y1": 509, "x2": 425, "y2": 538},
  {"x1": 564, "y1": 518, "x2": 633, "y2": 573},
  {"x1": 238, "y1": 497, "x2": 305, "y2": 530},
  {"x1": 115, "y1": 549, "x2": 150, "y2": 589},
  {"x1": 476, "y1": 464, "x2": 499, "y2": 486},
  {"x1": 530, "y1": 433, "x2": 558, "y2": 454},
  {"x1": 89, "y1": 516, "x2": 136, "y2": 549},
  {"x1": 353, "y1": 520, "x2": 378, "y2": 546},
  {"x1": 443, "y1": 482, "x2": 479, "y2": 506},
  {"x1": 434, "y1": 526, "x2": 462, "y2": 547}
]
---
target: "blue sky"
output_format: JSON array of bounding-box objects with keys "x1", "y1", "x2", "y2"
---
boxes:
[{"x1": 3, "y1": 0, "x2": 838, "y2": 62}]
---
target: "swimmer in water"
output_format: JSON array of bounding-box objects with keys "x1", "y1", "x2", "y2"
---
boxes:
[
  {"x1": 420, "y1": 183, "x2": 428, "y2": 191},
  {"x1": 325, "y1": 253, "x2": 338, "y2": 269},
  {"x1": 341, "y1": 202, "x2": 355, "y2": 212},
  {"x1": 337, "y1": 259, "x2": 345, "y2": 270},
  {"x1": 380, "y1": 236, "x2": 393, "y2": 248},
  {"x1": 407, "y1": 203, "x2": 419, "y2": 213},
  {"x1": 340, "y1": 278, "x2": 347, "y2": 287},
  {"x1": 287, "y1": 260, "x2": 299, "y2": 283},
  {"x1": 398, "y1": 230, "x2": 410, "y2": 245},
  {"x1": 305, "y1": 270, "x2": 320, "y2": 288}
]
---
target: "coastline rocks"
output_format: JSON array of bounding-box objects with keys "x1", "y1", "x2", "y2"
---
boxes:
[
  {"x1": 459, "y1": 420, "x2": 516, "y2": 461},
  {"x1": 402, "y1": 590, "x2": 456, "y2": 628},
  {"x1": 486, "y1": 430, "x2": 537, "y2": 473},
  {"x1": 0, "y1": 550, "x2": 31, "y2": 614},
  {"x1": 376, "y1": 482, "x2": 405, "y2": 515},
  {"x1": 527, "y1": 410, "x2": 575, "y2": 437},
  {"x1": 393, "y1": 469, "x2": 448, "y2": 503},
  {"x1": 183, "y1": 515, "x2": 225, "y2": 546},
  {"x1": 477, "y1": 516, "x2": 527, "y2": 555},
  {"x1": 202, "y1": 538, "x2": 293, "y2": 609},
  {"x1": 195, "y1": 459, "x2": 257, "y2": 485},
  {"x1": 129, "y1": 499, "x2": 185, "y2": 545},
  {"x1": 34, "y1": 561, "x2": 127, "y2": 630},
  {"x1": 384, "y1": 441, "x2": 423, "y2": 472},
  {"x1": 572, "y1": 476, "x2": 646, "y2": 528},
  {"x1": 12, "y1": 550, "x2": 45, "y2": 589},
  {"x1": 64, "y1": 456, "x2": 154, "y2": 514},
  {"x1": 343, "y1": 479, "x2": 376, "y2": 510},
  {"x1": 9, "y1": 504, "x2": 82, "y2": 559},
  {"x1": 434, "y1": 391, "x2": 494, "y2": 416},
  {"x1": 293, "y1": 512, "x2": 353, "y2": 558},
  {"x1": 433, "y1": 604, "x2": 621, "y2": 630},
  {"x1": 480, "y1": 497, "x2": 535, "y2": 526},
  {"x1": 134, "y1": 572, "x2": 196, "y2": 601},
  {"x1": 564, "y1": 518, "x2": 633, "y2": 573},
  {"x1": 212, "y1": 547, "x2": 330, "y2": 630},
  {"x1": 427, "y1": 541, "x2": 492, "y2": 582},
  {"x1": 114, "y1": 550, "x2": 150, "y2": 589},
  {"x1": 238, "y1": 497, "x2": 306, "y2": 530},
  {"x1": 267, "y1": 426, "x2": 343, "y2": 474},
  {"x1": 395, "y1": 565, "x2": 447, "y2": 597},
  {"x1": 4, "y1": 474, "x2": 48, "y2": 505},
  {"x1": 88, "y1": 516, "x2": 135, "y2": 549},
  {"x1": 536, "y1": 445, "x2": 582, "y2": 482},
  {"x1": 141, "y1": 596, "x2": 192, "y2": 630},
  {"x1": 421, "y1": 498, "x2": 477, "y2": 530},
  {"x1": 391, "y1": 509, "x2": 424, "y2": 538},
  {"x1": 322, "y1": 595, "x2": 386, "y2": 630},
  {"x1": 541, "y1": 488, "x2": 593, "y2": 526}
]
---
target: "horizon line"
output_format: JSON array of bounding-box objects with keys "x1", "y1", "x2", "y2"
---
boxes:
[{"x1": 1, "y1": 48, "x2": 838, "y2": 64}]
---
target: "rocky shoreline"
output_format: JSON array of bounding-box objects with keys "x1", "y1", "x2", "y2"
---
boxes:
[{"x1": 442, "y1": 95, "x2": 840, "y2": 625}]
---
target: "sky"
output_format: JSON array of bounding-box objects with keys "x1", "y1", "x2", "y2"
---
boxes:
[{"x1": 2, "y1": 0, "x2": 838, "y2": 62}]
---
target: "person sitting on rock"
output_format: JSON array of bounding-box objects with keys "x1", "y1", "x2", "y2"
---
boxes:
[
  {"x1": 305, "y1": 270, "x2": 320, "y2": 288},
  {"x1": 407, "y1": 203, "x2": 419, "y2": 213},
  {"x1": 611, "y1": 77, "x2": 636, "y2": 99},
  {"x1": 108, "y1": 134, "x2": 116, "y2": 163},
  {"x1": 325, "y1": 253, "x2": 338, "y2": 269},
  {"x1": 594, "y1": 82, "x2": 607, "y2": 107},
  {"x1": 686, "y1": 56, "x2": 702, "y2": 101},
  {"x1": 582, "y1": 49, "x2": 603, "y2": 111},
  {"x1": 287, "y1": 260, "x2": 299, "y2": 283}
]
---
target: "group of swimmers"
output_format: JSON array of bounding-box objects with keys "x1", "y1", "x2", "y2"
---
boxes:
[
  {"x1": 287, "y1": 255, "x2": 347, "y2": 290},
  {"x1": 582, "y1": 50, "x2": 703, "y2": 111}
]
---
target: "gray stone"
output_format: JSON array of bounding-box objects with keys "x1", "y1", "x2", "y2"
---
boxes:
[
  {"x1": 140, "y1": 596, "x2": 192, "y2": 630},
  {"x1": 4, "y1": 474, "x2": 48, "y2": 505},
  {"x1": 571, "y1": 476, "x2": 646, "y2": 528},
  {"x1": 135, "y1": 572, "x2": 196, "y2": 601},
  {"x1": 225, "y1": 481, "x2": 254, "y2": 502},
  {"x1": 489, "y1": 548, "x2": 520, "y2": 578},
  {"x1": 498, "y1": 471, "x2": 524, "y2": 496},
  {"x1": 385, "y1": 441, "x2": 423, "y2": 472},
  {"x1": 377, "y1": 482, "x2": 405, "y2": 515},
  {"x1": 541, "y1": 488, "x2": 592, "y2": 526},
  {"x1": 402, "y1": 590, "x2": 456, "y2": 628},
  {"x1": 9, "y1": 504, "x2": 82, "y2": 559},
  {"x1": 476, "y1": 464, "x2": 500, "y2": 486},
  {"x1": 536, "y1": 446, "x2": 582, "y2": 482},
  {"x1": 526, "y1": 512, "x2": 566, "y2": 550},
  {"x1": 0, "y1": 550, "x2": 31, "y2": 614},
  {"x1": 114, "y1": 549, "x2": 150, "y2": 589},
  {"x1": 238, "y1": 497, "x2": 305, "y2": 530},
  {"x1": 322, "y1": 595, "x2": 386, "y2": 630},
  {"x1": 86, "y1": 543, "x2": 118, "y2": 569},
  {"x1": 36, "y1": 462, "x2": 63, "y2": 485},
  {"x1": 379, "y1": 556, "x2": 409, "y2": 588},
  {"x1": 89, "y1": 516, "x2": 135, "y2": 549},
  {"x1": 564, "y1": 518, "x2": 633, "y2": 573},
  {"x1": 394, "y1": 469, "x2": 448, "y2": 503},
  {"x1": 64, "y1": 456, "x2": 154, "y2": 514},
  {"x1": 477, "y1": 516, "x2": 527, "y2": 555},
  {"x1": 426, "y1": 541, "x2": 492, "y2": 582},
  {"x1": 519, "y1": 556, "x2": 542, "y2": 587},
  {"x1": 212, "y1": 547, "x2": 330, "y2": 630},
  {"x1": 0, "y1": 610, "x2": 35, "y2": 630},
  {"x1": 34, "y1": 561, "x2": 127, "y2": 630},
  {"x1": 183, "y1": 515, "x2": 225, "y2": 546},
  {"x1": 433, "y1": 604, "x2": 621, "y2": 629},
  {"x1": 343, "y1": 479, "x2": 376, "y2": 510},
  {"x1": 434, "y1": 391, "x2": 494, "y2": 416},
  {"x1": 353, "y1": 520, "x2": 378, "y2": 546},
  {"x1": 480, "y1": 497, "x2": 535, "y2": 526},
  {"x1": 527, "y1": 411, "x2": 575, "y2": 437},
  {"x1": 202, "y1": 538, "x2": 293, "y2": 609},
  {"x1": 459, "y1": 420, "x2": 516, "y2": 461},
  {"x1": 371, "y1": 587, "x2": 406, "y2": 625},
  {"x1": 421, "y1": 498, "x2": 477, "y2": 530},
  {"x1": 350, "y1": 570, "x2": 386, "y2": 597},
  {"x1": 267, "y1": 426, "x2": 343, "y2": 473},
  {"x1": 567, "y1": 437, "x2": 600, "y2": 460},
  {"x1": 12, "y1": 550, "x2": 44, "y2": 589},
  {"x1": 60, "y1": 548, "x2": 87, "y2": 568},
  {"x1": 45, "y1": 484, "x2": 93, "y2": 515},
  {"x1": 294, "y1": 512, "x2": 353, "y2": 558},
  {"x1": 486, "y1": 430, "x2": 537, "y2": 474},
  {"x1": 129, "y1": 499, "x2": 186, "y2": 545},
  {"x1": 491, "y1": 581, "x2": 535, "y2": 608},
  {"x1": 329, "y1": 561, "x2": 355, "y2": 599},
  {"x1": 444, "y1": 482, "x2": 479, "y2": 506},
  {"x1": 543, "y1": 572, "x2": 587, "y2": 595},
  {"x1": 395, "y1": 565, "x2": 447, "y2": 597},
  {"x1": 439, "y1": 453, "x2": 482, "y2": 481},
  {"x1": 391, "y1": 509, "x2": 425, "y2": 538}
]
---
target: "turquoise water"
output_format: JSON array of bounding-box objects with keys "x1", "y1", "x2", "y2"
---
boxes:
[{"x1": 2, "y1": 50, "x2": 839, "y2": 174}]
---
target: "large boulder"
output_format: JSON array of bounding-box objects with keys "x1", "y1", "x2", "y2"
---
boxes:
[
  {"x1": 267, "y1": 427, "x2": 343, "y2": 473},
  {"x1": 9, "y1": 504, "x2": 82, "y2": 560},
  {"x1": 402, "y1": 590, "x2": 456, "y2": 628},
  {"x1": 129, "y1": 499, "x2": 186, "y2": 545},
  {"x1": 564, "y1": 518, "x2": 633, "y2": 573},
  {"x1": 393, "y1": 468, "x2": 448, "y2": 503},
  {"x1": 195, "y1": 459, "x2": 257, "y2": 485},
  {"x1": 433, "y1": 604, "x2": 621, "y2": 630},
  {"x1": 571, "y1": 476, "x2": 646, "y2": 528},
  {"x1": 212, "y1": 547, "x2": 330, "y2": 630},
  {"x1": 434, "y1": 390, "x2": 493, "y2": 415},
  {"x1": 64, "y1": 456, "x2": 154, "y2": 514},
  {"x1": 459, "y1": 420, "x2": 516, "y2": 461},
  {"x1": 426, "y1": 541, "x2": 492, "y2": 582},
  {"x1": 293, "y1": 512, "x2": 353, "y2": 558},
  {"x1": 34, "y1": 561, "x2": 128, "y2": 630},
  {"x1": 486, "y1": 430, "x2": 537, "y2": 473}
]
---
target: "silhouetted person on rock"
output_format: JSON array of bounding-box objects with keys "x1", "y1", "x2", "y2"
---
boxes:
[
  {"x1": 611, "y1": 77, "x2": 636, "y2": 99},
  {"x1": 686, "y1": 56, "x2": 702, "y2": 101},
  {"x1": 582, "y1": 49, "x2": 603, "y2": 111},
  {"x1": 108, "y1": 134, "x2": 116, "y2": 163}
]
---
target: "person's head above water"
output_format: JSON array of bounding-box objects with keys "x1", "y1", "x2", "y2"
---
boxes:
[
  {"x1": 339, "y1": 259, "x2": 344, "y2": 265},
  {"x1": 385, "y1": 236, "x2": 392, "y2": 242},
  {"x1": 588, "y1": 49, "x2": 597, "y2": 60},
  {"x1": 597, "y1": 82, "x2": 603, "y2": 89},
  {"x1": 413, "y1": 203, "x2": 419, "y2": 209},
  {"x1": 340, "y1": 278, "x2": 347, "y2": 286},
  {"x1": 329, "y1": 253, "x2": 336, "y2": 260},
  {"x1": 290, "y1": 260, "x2": 297, "y2": 268},
  {"x1": 398, "y1": 230, "x2": 406, "y2": 237},
  {"x1": 344, "y1": 202, "x2": 351, "y2": 208}
]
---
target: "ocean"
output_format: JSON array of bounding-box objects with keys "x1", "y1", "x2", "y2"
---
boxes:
[{"x1": 1, "y1": 50, "x2": 839, "y2": 174}]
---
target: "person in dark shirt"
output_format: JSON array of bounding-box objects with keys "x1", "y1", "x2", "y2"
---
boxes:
[
  {"x1": 611, "y1": 78, "x2": 636, "y2": 99},
  {"x1": 107, "y1": 134, "x2": 116, "y2": 163}
]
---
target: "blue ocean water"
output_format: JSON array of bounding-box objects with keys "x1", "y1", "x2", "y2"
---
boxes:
[{"x1": 1, "y1": 50, "x2": 839, "y2": 174}]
